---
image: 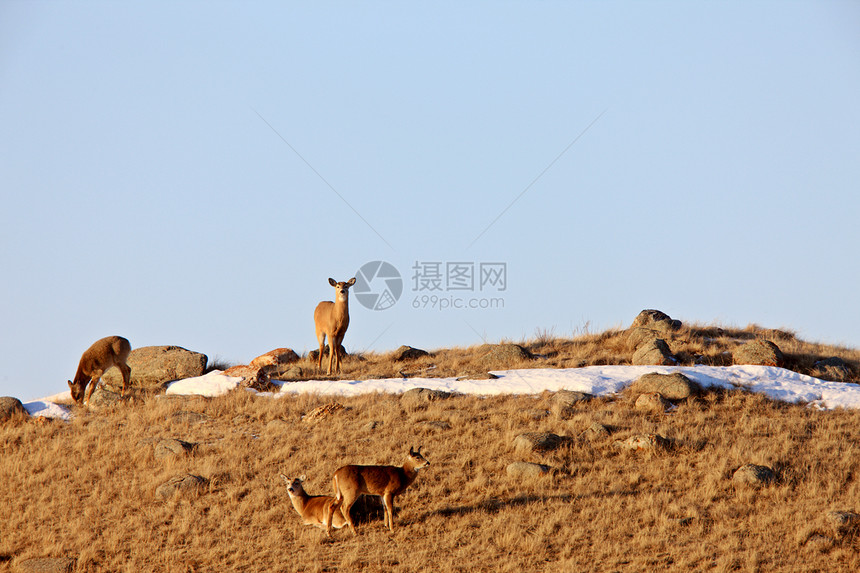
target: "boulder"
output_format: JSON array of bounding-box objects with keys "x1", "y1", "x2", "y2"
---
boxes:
[
  {"x1": 506, "y1": 461, "x2": 551, "y2": 478},
  {"x1": 155, "y1": 474, "x2": 208, "y2": 499},
  {"x1": 479, "y1": 344, "x2": 533, "y2": 367},
  {"x1": 512, "y1": 432, "x2": 570, "y2": 454},
  {"x1": 631, "y1": 309, "x2": 682, "y2": 332},
  {"x1": 579, "y1": 422, "x2": 611, "y2": 441},
  {"x1": 731, "y1": 464, "x2": 776, "y2": 487},
  {"x1": 400, "y1": 387, "x2": 452, "y2": 405},
  {"x1": 393, "y1": 345, "x2": 430, "y2": 361},
  {"x1": 553, "y1": 389, "x2": 592, "y2": 418},
  {"x1": 303, "y1": 402, "x2": 345, "y2": 423},
  {"x1": 0, "y1": 396, "x2": 28, "y2": 423},
  {"x1": 13, "y1": 557, "x2": 75, "y2": 573},
  {"x1": 627, "y1": 327, "x2": 664, "y2": 349},
  {"x1": 813, "y1": 357, "x2": 851, "y2": 380},
  {"x1": 628, "y1": 372, "x2": 700, "y2": 400},
  {"x1": 733, "y1": 340, "x2": 785, "y2": 367},
  {"x1": 223, "y1": 365, "x2": 273, "y2": 392},
  {"x1": 101, "y1": 346, "x2": 208, "y2": 392},
  {"x1": 613, "y1": 433, "x2": 671, "y2": 452},
  {"x1": 826, "y1": 510, "x2": 860, "y2": 534},
  {"x1": 635, "y1": 392, "x2": 672, "y2": 412},
  {"x1": 154, "y1": 438, "x2": 196, "y2": 460},
  {"x1": 87, "y1": 386, "x2": 124, "y2": 409},
  {"x1": 250, "y1": 348, "x2": 300, "y2": 378},
  {"x1": 632, "y1": 338, "x2": 676, "y2": 366}
]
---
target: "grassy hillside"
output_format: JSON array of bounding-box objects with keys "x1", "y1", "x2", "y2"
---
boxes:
[{"x1": 2, "y1": 323, "x2": 860, "y2": 572}]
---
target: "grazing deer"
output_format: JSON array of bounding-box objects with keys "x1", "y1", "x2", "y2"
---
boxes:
[
  {"x1": 326, "y1": 446, "x2": 429, "y2": 536},
  {"x1": 280, "y1": 474, "x2": 347, "y2": 534},
  {"x1": 68, "y1": 335, "x2": 132, "y2": 405},
  {"x1": 313, "y1": 277, "x2": 356, "y2": 375}
]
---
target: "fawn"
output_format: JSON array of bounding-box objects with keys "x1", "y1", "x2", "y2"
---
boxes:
[{"x1": 281, "y1": 474, "x2": 347, "y2": 534}]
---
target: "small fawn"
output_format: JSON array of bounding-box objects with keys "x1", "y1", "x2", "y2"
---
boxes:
[
  {"x1": 280, "y1": 474, "x2": 347, "y2": 534},
  {"x1": 68, "y1": 335, "x2": 132, "y2": 405},
  {"x1": 313, "y1": 277, "x2": 356, "y2": 375},
  {"x1": 326, "y1": 446, "x2": 429, "y2": 536}
]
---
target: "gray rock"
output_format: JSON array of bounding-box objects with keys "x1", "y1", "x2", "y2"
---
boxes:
[
  {"x1": 631, "y1": 309, "x2": 682, "y2": 332},
  {"x1": 613, "y1": 433, "x2": 671, "y2": 452},
  {"x1": 0, "y1": 396, "x2": 28, "y2": 423},
  {"x1": 506, "y1": 461, "x2": 551, "y2": 478},
  {"x1": 14, "y1": 557, "x2": 75, "y2": 573},
  {"x1": 814, "y1": 357, "x2": 851, "y2": 380},
  {"x1": 629, "y1": 372, "x2": 700, "y2": 400},
  {"x1": 632, "y1": 338, "x2": 676, "y2": 366},
  {"x1": 635, "y1": 392, "x2": 672, "y2": 412},
  {"x1": 154, "y1": 438, "x2": 196, "y2": 459},
  {"x1": 156, "y1": 474, "x2": 208, "y2": 499},
  {"x1": 553, "y1": 389, "x2": 593, "y2": 418},
  {"x1": 732, "y1": 464, "x2": 776, "y2": 487},
  {"x1": 579, "y1": 422, "x2": 611, "y2": 440},
  {"x1": 455, "y1": 372, "x2": 499, "y2": 381},
  {"x1": 101, "y1": 345, "x2": 208, "y2": 392},
  {"x1": 250, "y1": 348, "x2": 300, "y2": 379},
  {"x1": 308, "y1": 345, "x2": 347, "y2": 362},
  {"x1": 627, "y1": 327, "x2": 664, "y2": 349},
  {"x1": 513, "y1": 432, "x2": 570, "y2": 454},
  {"x1": 365, "y1": 420, "x2": 382, "y2": 431},
  {"x1": 87, "y1": 386, "x2": 124, "y2": 409},
  {"x1": 826, "y1": 510, "x2": 860, "y2": 533},
  {"x1": 479, "y1": 344, "x2": 533, "y2": 367},
  {"x1": 401, "y1": 387, "x2": 452, "y2": 405},
  {"x1": 394, "y1": 345, "x2": 430, "y2": 361},
  {"x1": 733, "y1": 340, "x2": 785, "y2": 368}
]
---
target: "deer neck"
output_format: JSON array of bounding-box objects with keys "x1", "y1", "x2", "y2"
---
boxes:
[
  {"x1": 288, "y1": 493, "x2": 307, "y2": 514},
  {"x1": 401, "y1": 461, "x2": 421, "y2": 484}
]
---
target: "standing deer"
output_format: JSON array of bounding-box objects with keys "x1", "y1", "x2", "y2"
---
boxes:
[
  {"x1": 326, "y1": 446, "x2": 429, "y2": 536},
  {"x1": 313, "y1": 277, "x2": 356, "y2": 375},
  {"x1": 67, "y1": 335, "x2": 132, "y2": 405},
  {"x1": 280, "y1": 474, "x2": 347, "y2": 534}
]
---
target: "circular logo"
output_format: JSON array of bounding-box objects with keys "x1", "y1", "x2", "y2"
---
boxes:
[{"x1": 354, "y1": 261, "x2": 403, "y2": 311}]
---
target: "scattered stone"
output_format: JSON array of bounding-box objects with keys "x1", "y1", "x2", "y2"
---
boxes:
[
  {"x1": 627, "y1": 327, "x2": 664, "y2": 350},
  {"x1": 826, "y1": 510, "x2": 860, "y2": 534},
  {"x1": 154, "y1": 438, "x2": 196, "y2": 459},
  {"x1": 223, "y1": 365, "x2": 274, "y2": 392},
  {"x1": 276, "y1": 365, "x2": 304, "y2": 380},
  {"x1": 732, "y1": 464, "x2": 776, "y2": 487},
  {"x1": 632, "y1": 338, "x2": 676, "y2": 366},
  {"x1": 394, "y1": 345, "x2": 430, "y2": 361},
  {"x1": 579, "y1": 422, "x2": 611, "y2": 440},
  {"x1": 400, "y1": 387, "x2": 452, "y2": 405},
  {"x1": 169, "y1": 411, "x2": 208, "y2": 425},
  {"x1": 0, "y1": 396, "x2": 28, "y2": 423},
  {"x1": 628, "y1": 372, "x2": 700, "y2": 400},
  {"x1": 635, "y1": 392, "x2": 672, "y2": 412},
  {"x1": 155, "y1": 474, "x2": 208, "y2": 499},
  {"x1": 455, "y1": 372, "x2": 499, "y2": 381},
  {"x1": 513, "y1": 432, "x2": 570, "y2": 454},
  {"x1": 506, "y1": 461, "x2": 551, "y2": 478},
  {"x1": 814, "y1": 357, "x2": 851, "y2": 380},
  {"x1": 613, "y1": 433, "x2": 671, "y2": 452},
  {"x1": 733, "y1": 339, "x2": 785, "y2": 368},
  {"x1": 87, "y1": 386, "x2": 124, "y2": 409},
  {"x1": 365, "y1": 420, "x2": 382, "y2": 431},
  {"x1": 553, "y1": 389, "x2": 593, "y2": 418},
  {"x1": 13, "y1": 557, "x2": 75, "y2": 573},
  {"x1": 250, "y1": 348, "x2": 300, "y2": 372},
  {"x1": 631, "y1": 309, "x2": 682, "y2": 332},
  {"x1": 101, "y1": 345, "x2": 208, "y2": 392},
  {"x1": 303, "y1": 402, "x2": 345, "y2": 423},
  {"x1": 479, "y1": 344, "x2": 534, "y2": 367}
]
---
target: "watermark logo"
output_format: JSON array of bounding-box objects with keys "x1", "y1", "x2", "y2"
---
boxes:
[{"x1": 354, "y1": 261, "x2": 403, "y2": 311}]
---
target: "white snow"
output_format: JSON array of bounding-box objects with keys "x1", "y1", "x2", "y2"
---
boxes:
[
  {"x1": 23, "y1": 365, "x2": 860, "y2": 420},
  {"x1": 22, "y1": 398, "x2": 73, "y2": 421}
]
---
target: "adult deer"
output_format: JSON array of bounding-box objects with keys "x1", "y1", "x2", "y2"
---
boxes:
[
  {"x1": 67, "y1": 335, "x2": 132, "y2": 405},
  {"x1": 313, "y1": 277, "x2": 356, "y2": 375},
  {"x1": 326, "y1": 446, "x2": 429, "y2": 536},
  {"x1": 280, "y1": 474, "x2": 347, "y2": 534}
]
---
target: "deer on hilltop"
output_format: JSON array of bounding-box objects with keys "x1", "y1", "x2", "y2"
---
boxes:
[
  {"x1": 68, "y1": 335, "x2": 132, "y2": 405},
  {"x1": 313, "y1": 277, "x2": 356, "y2": 375},
  {"x1": 280, "y1": 474, "x2": 347, "y2": 534},
  {"x1": 326, "y1": 446, "x2": 429, "y2": 536}
]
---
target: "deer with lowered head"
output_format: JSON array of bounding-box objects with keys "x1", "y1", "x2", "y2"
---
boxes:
[
  {"x1": 68, "y1": 335, "x2": 132, "y2": 405},
  {"x1": 280, "y1": 474, "x2": 347, "y2": 534},
  {"x1": 326, "y1": 446, "x2": 430, "y2": 536},
  {"x1": 313, "y1": 277, "x2": 356, "y2": 375}
]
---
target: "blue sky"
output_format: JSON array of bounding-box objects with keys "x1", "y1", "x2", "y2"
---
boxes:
[{"x1": 2, "y1": 1, "x2": 858, "y2": 400}]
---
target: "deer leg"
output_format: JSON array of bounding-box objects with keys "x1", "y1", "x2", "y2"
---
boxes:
[
  {"x1": 84, "y1": 370, "x2": 103, "y2": 404},
  {"x1": 341, "y1": 495, "x2": 358, "y2": 536},
  {"x1": 316, "y1": 331, "x2": 326, "y2": 372},
  {"x1": 118, "y1": 363, "x2": 131, "y2": 396},
  {"x1": 382, "y1": 493, "x2": 395, "y2": 531}
]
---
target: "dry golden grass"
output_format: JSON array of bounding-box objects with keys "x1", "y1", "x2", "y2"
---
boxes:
[{"x1": 2, "y1": 323, "x2": 860, "y2": 571}]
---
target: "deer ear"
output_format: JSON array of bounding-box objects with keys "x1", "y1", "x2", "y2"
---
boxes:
[
  {"x1": 409, "y1": 446, "x2": 415, "y2": 456},
  {"x1": 328, "y1": 278, "x2": 337, "y2": 286},
  {"x1": 346, "y1": 277, "x2": 356, "y2": 287},
  {"x1": 280, "y1": 474, "x2": 289, "y2": 483},
  {"x1": 67, "y1": 380, "x2": 73, "y2": 389},
  {"x1": 417, "y1": 445, "x2": 423, "y2": 455},
  {"x1": 299, "y1": 474, "x2": 307, "y2": 482}
]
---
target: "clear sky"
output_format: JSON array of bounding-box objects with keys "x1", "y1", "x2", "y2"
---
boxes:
[{"x1": 2, "y1": 1, "x2": 858, "y2": 401}]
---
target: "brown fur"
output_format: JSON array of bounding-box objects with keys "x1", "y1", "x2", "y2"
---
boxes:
[
  {"x1": 313, "y1": 277, "x2": 355, "y2": 375},
  {"x1": 326, "y1": 446, "x2": 429, "y2": 535},
  {"x1": 280, "y1": 475, "x2": 347, "y2": 534},
  {"x1": 68, "y1": 335, "x2": 132, "y2": 405}
]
